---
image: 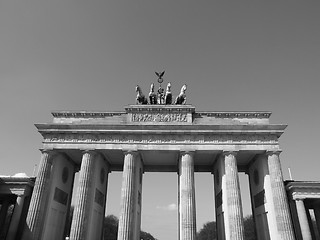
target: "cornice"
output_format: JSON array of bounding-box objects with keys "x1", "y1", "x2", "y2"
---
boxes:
[
  {"x1": 0, "y1": 177, "x2": 35, "y2": 186},
  {"x1": 35, "y1": 123, "x2": 287, "y2": 132},
  {"x1": 51, "y1": 109, "x2": 272, "y2": 119}
]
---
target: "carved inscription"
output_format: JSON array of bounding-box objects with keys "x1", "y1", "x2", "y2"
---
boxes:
[{"x1": 132, "y1": 113, "x2": 187, "y2": 122}]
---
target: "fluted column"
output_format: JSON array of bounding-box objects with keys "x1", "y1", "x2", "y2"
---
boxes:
[
  {"x1": 0, "y1": 199, "x2": 10, "y2": 229},
  {"x1": 24, "y1": 149, "x2": 55, "y2": 240},
  {"x1": 223, "y1": 151, "x2": 245, "y2": 240},
  {"x1": 313, "y1": 206, "x2": 320, "y2": 237},
  {"x1": 267, "y1": 151, "x2": 295, "y2": 239},
  {"x1": 295, "y1": 199, "x2": 312, "y2": 240},
  {"x1": 118, "y1": 151, "x2": 143, "y2": 240},
  {"x1": 179, "y1": 151, "x2": 196, "y2": 240},
  {"x1": 7, "y1": 195, "x2": 25, "y2": 240},
  {"x1": 70, "y1": 150, "x2": 96, "y2": 240}
]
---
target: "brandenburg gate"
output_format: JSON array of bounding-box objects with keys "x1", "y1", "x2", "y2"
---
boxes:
[{"x1": 22, "y1": 81, "x2": 296, "y2": 240}]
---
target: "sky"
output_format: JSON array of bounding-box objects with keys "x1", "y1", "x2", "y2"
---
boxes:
[{"x1": 1, "y1": 1, "x2": 320, "y2": 239}]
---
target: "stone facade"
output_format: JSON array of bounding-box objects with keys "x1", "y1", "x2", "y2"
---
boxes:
[
  {"x1": 0, "y1": 174, "x2": 35, "y2": 240},
  {"x1": 286, "y1": 181, "x2": 320, "y2": 240},
  {"x1": 21, "y1": 105, "x2": 295, "y2": 240}
]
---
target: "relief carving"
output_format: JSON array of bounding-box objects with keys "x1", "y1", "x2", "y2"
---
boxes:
[{"x1": 43, "y1": 133, "x2": 278, "y2": 145}]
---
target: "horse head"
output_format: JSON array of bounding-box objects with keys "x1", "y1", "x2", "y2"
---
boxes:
[
  {"x1": 166, "y1": 82, "x2": 171, "y2": 93},
  {"x1": 150, "y1": 83, "x2": 154, "y2": 93},
  {"x1": 136, "y1": 85, "x2": 141, "y2": 92},
  {"x1": 180, "y1": 84, "x2": 187, "y2": 94}
]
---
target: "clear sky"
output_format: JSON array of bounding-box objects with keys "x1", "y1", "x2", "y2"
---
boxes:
[{"x1": 1, "y1": 1, "x2": 320, "y2": 239}]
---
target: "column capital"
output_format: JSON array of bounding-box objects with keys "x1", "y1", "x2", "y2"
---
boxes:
[
  {"x1": 265, "y1": 150, "x2": 282, "y2": 156},
  {"x1": 80, "y1": 149, "x2": 97, "y2": 155},
  {"x1": 180, "y1": 151, "x2": 195, "y2": 157},
  {"x1": 222, "y1": 150, "x2": 238, "y2": 157},
  {"x1": 123, "y1": 150, "x2": 140, "y2": 156},
  {"x1": 39, "y1": 148, "x2": 57, "y2": 155},
  {"x1": 294, "y1": 197, "x2": 307, "y2": 201}
]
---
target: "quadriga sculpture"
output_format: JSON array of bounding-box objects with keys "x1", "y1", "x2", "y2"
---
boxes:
[
  {"x1": 135, "y1": 85, "x2": 148, "y2": 105},
  {"x1": 174, "y1": 84, "x2": 187, "y2": 105},
  {"x1": 164, "y1": 82, "x2": 172, "y2": 105},
  {"x1": 149, "y1": 83, "x2": 157, "y2": 105}
]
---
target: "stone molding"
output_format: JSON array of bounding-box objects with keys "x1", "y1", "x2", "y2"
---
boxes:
[
  {"x1": 195, "y1": 112, "x2": 271, "y2": 119},
  {"x1": 52, "y1": 112, "x2": 123, "y2": 118},
  {"x1": 42, "y1": 133, "x2": 279, "y2": 145},
  {"x1": 51, "y1": 110, "x2": 271, "y2": 119}
]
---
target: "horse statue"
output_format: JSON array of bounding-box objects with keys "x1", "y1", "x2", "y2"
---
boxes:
[
  {"x1": 174, "y1": 84, "x2": 187, "y2": 105},
  {"x1": 149, "y1": 83, "x2": 157, "y2": 105},
  {"x1": 164, "y1": 82, "x2": 172, "y2": 105},
  {"x1": 135, "y1": 85, "x2": 148, "y2": 104}
]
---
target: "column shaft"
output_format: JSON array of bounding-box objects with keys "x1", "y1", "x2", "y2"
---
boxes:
[
  {"x1": 24, "y1": 150, "x2": 54, "y2": 240},
  {"x1": 295, "y1": 199, "x2": 312, "y2": 240},
  {"x1": 224, "y1": 152, "x2": 245, "y2": 240},
  {"x1": 267, "y1": 151, "x2": 295, "y2": 239},
  {"x1": 70, "y1": 151, "x2": 96, "y2": 240},
  {"x1": 313, "y1": 207, "x2": 320, "y2": 238},
  {"x1": 7, "y1": 196, "x2": 25, "y2": 240},
  {"x1": 0, "y1": 199, "x2": 10, "y2": 228},
  {"x1": 117, "y1": 151, "x2": 143, "y2": 240},
  {"x1": 179, "y1": 152, "x2": 196, "y2": 240}
]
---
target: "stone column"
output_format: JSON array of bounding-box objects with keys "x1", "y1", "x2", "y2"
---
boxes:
[
  {"x1": 313, "y1": 206, "x2": 320, "y2": 238},
  {"x1": 295, "y1": 199, "x2": 312, "y2": 240},
  {"x1": 178, "y1": 151, "x2": 196, "y2": 240},
  {"x1": 223, "y1": 151, "x2": 245, "y2": 240},
  {"x1": 117, "y1": 151, "x2": 143, "y2": 240},
  {"x1": 267, "y1": 151, "x2": 295, "y2": 239},
  {"x1": 70, "y1": 150, "x2": 96, "y2": 240},
  {"x1": 6, "y1": 195, "x2": 25, "y2": 240},
  {"x1": 0, "y1": 198, "x2": 10, "y2": 229},
  {"x1": 24, "y1": 149, "x2": 55, "y2": 240}
]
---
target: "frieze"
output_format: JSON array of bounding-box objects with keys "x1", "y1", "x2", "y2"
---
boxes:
[
  {"x1": 131, "y1": 113, "x2": 187, "y2": 122},
  {"x1": 52, "y1": 112, "x2": 124, "y2": 118},
  {"x1": 195, "y1": 112, "x2": 271, "y2": 119},
  {"x1": 43, "y1": 133, "x2": 278, "y2": 145}
]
